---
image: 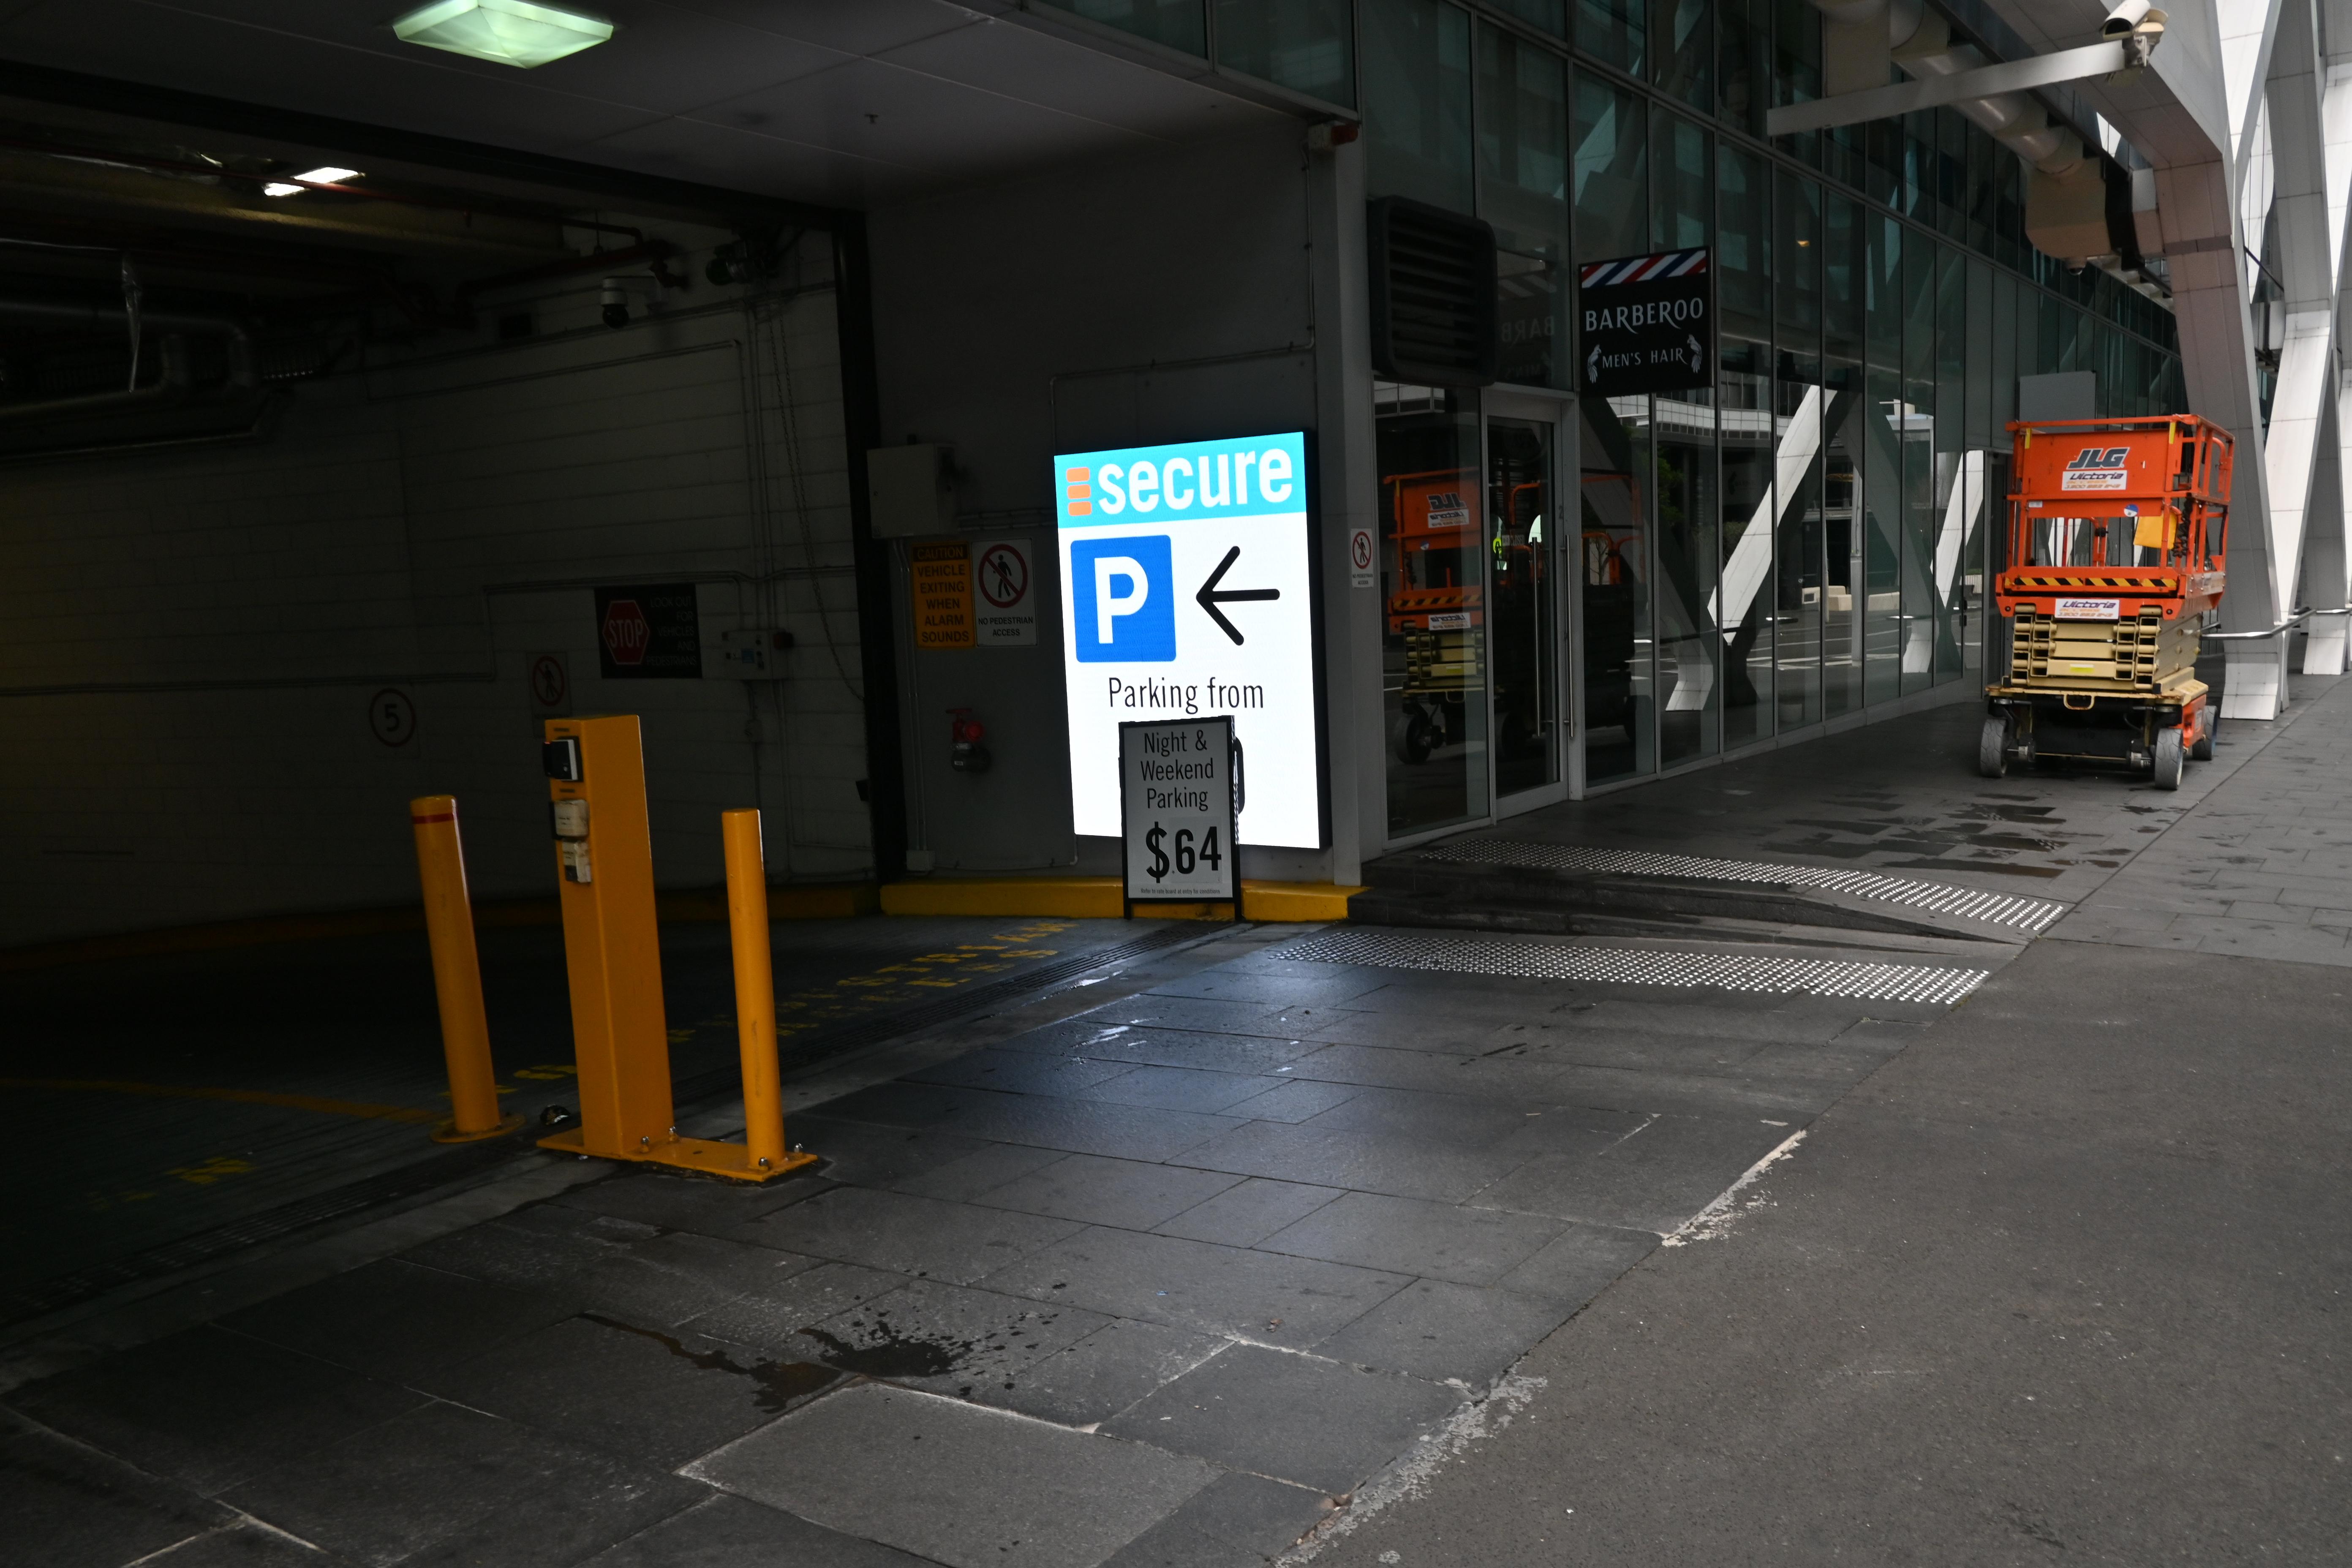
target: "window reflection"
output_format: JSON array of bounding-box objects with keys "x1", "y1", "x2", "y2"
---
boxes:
[{"x1": 1379, "y1": 386, "x2": 1489, "y2": 834}]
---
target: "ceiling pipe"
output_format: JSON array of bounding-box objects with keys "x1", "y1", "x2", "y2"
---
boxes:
[
  {"x1": 0, "y1": 295, "x2": 250, "y2": 349},
  {"x1": 1797, "y1": 0, "x2": 2117, "y2": 267},
  {"x1": 0, "y1": 330, "x2": 194, "y2": 426}
]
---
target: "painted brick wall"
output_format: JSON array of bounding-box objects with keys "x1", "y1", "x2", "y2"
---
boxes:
[{"x1": 0, "y1": 245, "x2": 869, "y2": 946}]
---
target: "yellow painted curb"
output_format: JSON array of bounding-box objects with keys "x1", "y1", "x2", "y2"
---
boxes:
[
  {"x1": 880, "y1": 877, "x2": 1127, "y2": 918},
  {"x1": 878, "y1": 877, "x2": 1361, "y2": 923},
  {"x1": 1241, "y1": 881, "x2": 1367, "y2": 922}
]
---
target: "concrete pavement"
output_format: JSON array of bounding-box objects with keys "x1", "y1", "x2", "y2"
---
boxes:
[{"x1": 5, "y1": 679, "x2": 2346, "y2": 1566}]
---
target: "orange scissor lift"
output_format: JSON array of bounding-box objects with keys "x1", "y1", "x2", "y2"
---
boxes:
[
  {"x1": 1386, "y1": 470, "x2": 1483, "y2": 763},
  {"x1": 1982, "y1": 414, "x2": 2232, "y2": 790}
]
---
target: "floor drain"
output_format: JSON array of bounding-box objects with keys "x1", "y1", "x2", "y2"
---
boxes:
[
  {"x1": 1421, "y1": 839, "x2": 2066, "y2": 931},
  {"x1": 1279, "y1": 928, "x2": 1989, "y2": 1005}
]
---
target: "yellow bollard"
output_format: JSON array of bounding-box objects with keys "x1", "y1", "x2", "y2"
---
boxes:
[
  {"x1": 409, "y1": 795, "x2": 523, "y2": 1143},
  {"x1": 723, "y1": 809, "x2": 804, "y2": 1175}
]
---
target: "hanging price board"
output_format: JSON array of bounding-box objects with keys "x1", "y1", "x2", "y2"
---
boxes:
[{"x1": 1119, "y1": 717, "x2": 1239, "y2": 908}]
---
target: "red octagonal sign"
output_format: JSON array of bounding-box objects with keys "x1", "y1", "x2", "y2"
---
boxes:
[{"x1": 601, "y1": 598, "x2": 651, "y2": 666}]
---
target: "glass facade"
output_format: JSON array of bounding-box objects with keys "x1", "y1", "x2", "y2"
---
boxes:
[{"x1": 1360, "y1": 0, "x2": 2184, "y2": 825}]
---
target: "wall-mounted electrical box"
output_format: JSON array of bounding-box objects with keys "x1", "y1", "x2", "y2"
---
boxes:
[
  {"x1": 868, "y1": 443, "x2": 957, "y2": 539},
  {"x1": 714, "y1": 627, "x2": 792, "y2": 678}
]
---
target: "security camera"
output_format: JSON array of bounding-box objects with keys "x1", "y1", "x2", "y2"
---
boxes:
[
  {"x1": 2102, "y1": 2, "x2": 2165, "y2": 69},
  {"x1": 599, "y1": 278, "x2": 630, "y2": 329}
]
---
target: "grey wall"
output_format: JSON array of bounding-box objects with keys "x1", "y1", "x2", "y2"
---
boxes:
[
  {"x1": 869, "y1": 120, "x2": 1365, "y2": 882},
  {"x1": 0, "y1": 236, "x2": 868, "y2": 945}
]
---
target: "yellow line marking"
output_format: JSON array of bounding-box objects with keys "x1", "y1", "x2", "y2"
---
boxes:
[
  {"x1": 169, "y1": 1156, "x2": 256, "y2": 1185},
  {"x1": 0, "y1": 1078, "x2": 438, "y2": 1124}
]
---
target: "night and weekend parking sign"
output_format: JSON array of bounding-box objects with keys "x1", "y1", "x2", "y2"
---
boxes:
[{"x1": 1054, "y1": 431, "x2": 1321, "y2": 848}]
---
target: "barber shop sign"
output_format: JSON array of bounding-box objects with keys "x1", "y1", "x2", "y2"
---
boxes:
[{"x1": 1579, "y1": 248, "x2": 1712, "y2": 398}]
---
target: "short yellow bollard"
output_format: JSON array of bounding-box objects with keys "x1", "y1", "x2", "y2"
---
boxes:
[
  {"x1": 723, "y1": 809, "x2": 811, "y2": 1177},
  {"x1": 409, "y1": 795, "x2": 523, "y2": 1143}
]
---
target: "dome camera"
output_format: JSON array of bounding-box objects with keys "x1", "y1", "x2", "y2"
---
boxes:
[{"x1": 599, "y1": 278, "x2": 629, "y2": 329}]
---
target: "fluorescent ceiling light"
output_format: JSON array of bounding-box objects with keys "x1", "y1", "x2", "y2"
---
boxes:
[
  {"x1": 392, "y1": 0, "x2": 613, "y2": 68},
  {"x1": 263, "y1": 165, "x2": 359, "y2": 197}
]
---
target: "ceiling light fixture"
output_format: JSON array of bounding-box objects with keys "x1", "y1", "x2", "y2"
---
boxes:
[
  {"x1": 262, "y1": 165, "x2": 360, "y2": 197},
  {"x1": 391, "y1": 0, "x2": 614, "y2": 69}
]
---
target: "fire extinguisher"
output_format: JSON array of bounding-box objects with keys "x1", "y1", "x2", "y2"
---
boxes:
[{"x1": 948, "y1": 708, "x2": 992, "y2": 773}]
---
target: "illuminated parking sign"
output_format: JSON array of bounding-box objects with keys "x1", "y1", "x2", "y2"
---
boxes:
[{"x1": 1056, "y1": 431, "x2": 1321, "y2": 848}]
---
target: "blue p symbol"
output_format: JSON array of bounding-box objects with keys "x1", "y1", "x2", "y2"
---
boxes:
[{"x1": 1071, "y1": 535, "x2": 1174, "y2": 662}]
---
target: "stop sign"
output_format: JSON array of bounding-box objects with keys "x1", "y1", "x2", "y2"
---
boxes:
[{"x1": 601, "y1": 598, "x2": 651, "y2": 666}]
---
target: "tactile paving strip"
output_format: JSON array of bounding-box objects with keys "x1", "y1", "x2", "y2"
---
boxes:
[
  {"x1": 1419, "y1": 838, "x2": 2066, "y2": 931},
  {"x1": 1278, "y1": 928, "x2": 1989, "y2": 1005}
]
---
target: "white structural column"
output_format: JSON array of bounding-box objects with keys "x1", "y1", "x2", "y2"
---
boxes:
[
  {"x1": 2230, "y1": 0, "x2": 2336, "y2": 719},
  {"x1": 2306, "y1": 55, "x2": 2352, "y2": 672},
  {"x1": 2306, "y1": 385, "x2": 2350, "y2": 670}
]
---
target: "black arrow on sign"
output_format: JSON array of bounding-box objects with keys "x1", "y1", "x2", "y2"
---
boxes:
[{"x1": 1195, "y1": 546, "x2": 1280, "y2": 645}]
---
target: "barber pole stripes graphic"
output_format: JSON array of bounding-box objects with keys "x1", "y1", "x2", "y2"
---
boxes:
[{"x1": 1579, "y1": 249, "x2": 1710, "y2": 288}]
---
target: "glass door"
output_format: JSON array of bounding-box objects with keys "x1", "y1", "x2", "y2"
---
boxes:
[{"x1": 1486, "y1": 396, "x2": 1567, "y2": 811}]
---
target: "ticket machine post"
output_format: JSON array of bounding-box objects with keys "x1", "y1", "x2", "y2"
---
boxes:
[{"x1": 538, "y1": 715, "x2": 808, "y2": 1180}]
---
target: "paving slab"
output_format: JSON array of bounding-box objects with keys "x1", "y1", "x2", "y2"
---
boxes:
[
  {"x1": 739, "y1": 1187, "x2": 1081, "y2": 1285},
  {"x1": 1103, "y1": 1344, "x2": 1462, "y2": 1494},
  {"x1": 799, "y1": 1277, "x2": 1112, "y2": 1399},
  {"x1": 983, "y1": 1227, "x2": 1410, "y2": 1350},
  {"x1": 1173, "y1": 1119, "x2": 1532, "y2": 1204},
  {"x1": 417, "y1": 1314, "x2": 811, "y2": 1469},
  {"x1": 1150, "y1": 1177, "x2": 1347, "y2": 1247},
  {"x1": 11, "y1": 1323, "x2": 426, "y2": 1497},
  {"x1": 1307, "y1": 1278, "x2": 1579, "y2": 1384},
  {"x1": 975, "y1": 1153, "x2": 1242, "y2": 1230},
  {"x1": 885, "y1": 1139, "x2": 1069, "y2": 1200},
  {"x1": 682, "y1": 1262, "x2": 910, "y2": 1356},
  {"x1": 1490, "y1": 1220, "x2": 1661, "y2": 1301},
  {"x1": 144, "y1": 1523, "x2": 355, "y2": 1566},
  {"x1": 577, "y1": 1492, "x2": 940, "y2": 1568},
  {"x1": 1097, "y1": 1471, "x2": 1338, "y2": 1568},
  {"x1": 1074, "y1": 1064, "x2": 1293, "y2": 1113},
  {"x1": 564, "y1": 1231, "x2": 826, "y2": 1330},
  {"x1": 218, "y1": 1398, "x2": 702, "y2": 1568},
  {"x1": 1010, "y1": 1024, "x2": 1323, "y2": 1076},
  {"x1": 1258, "y1": 1192, "x2": 1566, "y2": 1285},
  {"x1": 550, "y1": 1169, "x2": 833, "y2": 1239},
  {"x1": 216, "y1": 1256, "x2": 580, "y2": 1381},
  {"x1": 864, "y1": 1084, "x2": 1245, "y2": 1162},
  {"x1": 687, "y1": 1383, "x2": 1216, "y2": 1568},
  {"x1": 395, "y1": 1208, "x2": 649, "y2": 1296},
  {"x1": 0, "y1": 1414, "x2": 235, "y2": 1567},
  {"x1": 782, "y1": 1116, "x2": 999, "y2": 1190},
  {"x1": 1470, "y1": 1112, "x2": 1795, "y2": 1231},
  {"x1": 975, "y1": 1317, "x2": 1229, "y2": 1427},
  {"x1": 909, "y1": 1048, "x2": 1142, "y2": 1098}
]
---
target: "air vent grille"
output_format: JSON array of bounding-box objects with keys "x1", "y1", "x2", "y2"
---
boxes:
[{"x1": 1368, "y1": 196, "x2": 1498, "y2": 388}]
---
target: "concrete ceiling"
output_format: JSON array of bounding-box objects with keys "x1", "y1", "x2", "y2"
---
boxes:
[{"x1": 0, "y1": 0, "x2": 1302, "y2": 211}]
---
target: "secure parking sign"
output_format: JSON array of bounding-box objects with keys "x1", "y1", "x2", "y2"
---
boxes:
[{"x1": 1055, "y1": 431, "x2": 1320, "y2": 848}]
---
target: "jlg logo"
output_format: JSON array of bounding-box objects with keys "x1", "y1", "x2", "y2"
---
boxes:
[
  {"x1": 2060, "y1": 445, "x2": 2131, "y2": 491},
  {"x1": 2066, "y1": 446, "x2": 2130, "y2": 469}
]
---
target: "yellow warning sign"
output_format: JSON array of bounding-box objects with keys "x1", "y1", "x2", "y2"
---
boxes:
[{"x1": 911, "y1": 539, "x2": 974, "y2": 650}]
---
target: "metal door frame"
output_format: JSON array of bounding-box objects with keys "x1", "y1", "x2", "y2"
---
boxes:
[{"x1": 1484, "y1": 387, "x2": 1574, "y2": 819}]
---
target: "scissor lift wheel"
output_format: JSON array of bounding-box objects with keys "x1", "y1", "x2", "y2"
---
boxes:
[
  {"x1": 2152, "y1": 727, "x2": 2183, "y2": 791},
  {"x1": 1978, "y1": 713, "x2": 2011, "y2": 778}
]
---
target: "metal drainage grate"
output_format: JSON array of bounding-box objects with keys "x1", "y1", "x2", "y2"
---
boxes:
[
  {"x1": 1421, "y1": 839, "x2": 2066, "y2": 932},
  {"x1": 1277, "y1": 928, "x2": 1989, "y2": 1005}
]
